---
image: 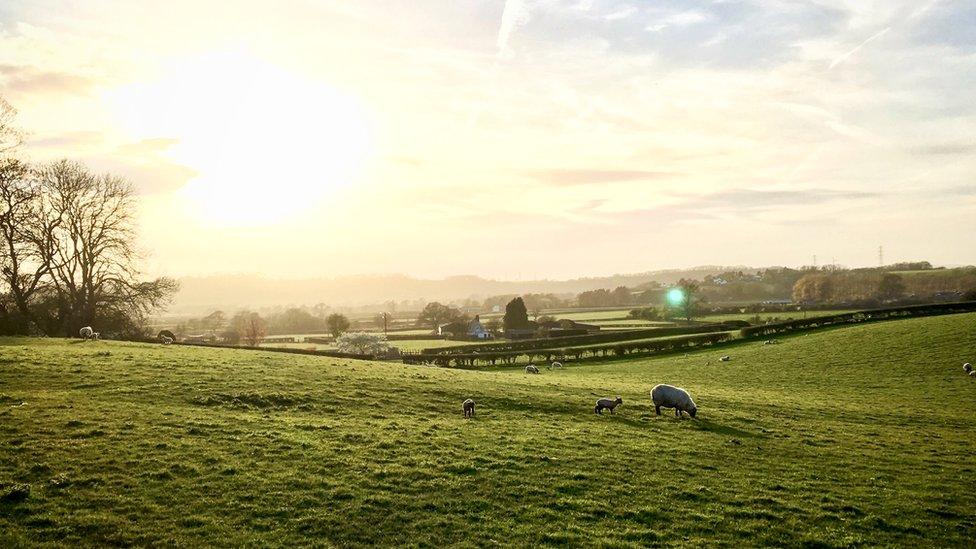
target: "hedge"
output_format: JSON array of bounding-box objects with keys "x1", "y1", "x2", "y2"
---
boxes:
[
  {"x1": 421, "y1": 323, "x2": 738, "y2": 355},
  {"x1": 403, "y1": 332, "x2": 734, "y2": 368},
  {"x1": 739, "y1": 301, "x2": 976, "y2": 338}
]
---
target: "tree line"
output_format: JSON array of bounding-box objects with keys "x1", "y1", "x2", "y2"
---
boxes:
[{"x1": 0, "y1": 97, "x2": 177, "y2": 337}]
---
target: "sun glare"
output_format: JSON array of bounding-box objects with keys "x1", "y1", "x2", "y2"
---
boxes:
[{"x1": 104, "y1": 50, "x2": 372, "y2": 226}]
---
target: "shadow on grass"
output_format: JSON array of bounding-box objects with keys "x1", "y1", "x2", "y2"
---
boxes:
[{"x1": 687, "y1": 418, "x2": 760, "y2": 438}]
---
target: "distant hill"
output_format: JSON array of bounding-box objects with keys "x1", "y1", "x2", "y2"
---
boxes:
[{"x1": 169, "y1": 266, "x2": 745, "y2": 313}]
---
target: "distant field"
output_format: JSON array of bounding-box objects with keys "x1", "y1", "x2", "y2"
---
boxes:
[
  {"x1": 697, "y1": 309, "x2": 857, "y2": 323},
  {"x1": 2, "y1": 313, "x2": 975, "y2": 545},
  {"x1": 259, "y1": 339, "x2": 489, "y2": 353}
]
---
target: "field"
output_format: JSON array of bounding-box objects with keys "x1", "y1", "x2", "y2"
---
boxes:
[{"x1": 2, "y1": 313, "x2": 976, "y2": 546}]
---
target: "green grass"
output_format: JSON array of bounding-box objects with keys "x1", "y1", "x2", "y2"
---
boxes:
[
  {"x1": 260, "y1": 339, "x2": 492, "y2": 353},
  {"x1": 2, "y1": 313, "x2": 975, "y2": 546},
  {"x1": 697, "y1": 309, "x2": 857, "y2": 323}
]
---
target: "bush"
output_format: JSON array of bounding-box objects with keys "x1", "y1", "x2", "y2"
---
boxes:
[{"x1": 336, "y1": 332, "x2": 390, "y2": 356}]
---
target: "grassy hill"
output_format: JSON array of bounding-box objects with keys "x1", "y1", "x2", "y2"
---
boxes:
[{"x1": 2, "y1": 313, "x2": 975, "y2": 546}]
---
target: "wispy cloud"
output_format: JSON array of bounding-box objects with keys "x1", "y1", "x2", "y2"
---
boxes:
[
  {"x1": 497, "y1": 0, "x2": 531, "y2": 57},
  {"x1": 530, "y1": 169, "x2": 674, "y2": 186}
]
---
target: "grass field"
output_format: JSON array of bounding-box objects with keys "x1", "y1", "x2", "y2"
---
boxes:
[
  {"x1": 2, "y1": 313, "x2": 975, "y2": 546},
  {"x1": 259, "y1": 339, "x2": 491, "y2": 353}
]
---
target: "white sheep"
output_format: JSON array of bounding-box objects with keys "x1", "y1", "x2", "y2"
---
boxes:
[
  {"x1": 92, "y1": 332, "x2": 100, "y2": 340},
  {"x1": 79, "y1": 326, "x2": 93, "y2": 340},
  {"x1": 971, "y1": 370, "x2": 976, "y2": 378},
  {"x1": 549, "y1": 361, "x2": 563, "y2": 370},
  {"x1": 651, "y1": 384, "x2": 698, "y2": 418},
  {"x1": 719, "y1": 355, "x2": 731, "y2": 362},
  {"x1": 964, "y1": 363, "x2": 973, "y2": 374},
  {"x1": 594, "y1": 396, "x2": 623, "y2": 415},
  {"x1": 462, "y1": 398, "x2": 476, "y2": 418},
  {"x1": 161, "y1": 336, "x2": 174, "y2": 345},
  {"x1": 525, "y1": 365, "x2": 540, "y2": 374}
]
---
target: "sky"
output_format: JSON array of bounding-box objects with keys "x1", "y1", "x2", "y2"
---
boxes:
[{"x1": 1, "y1": 0, "x2": 974, "y2": 280}]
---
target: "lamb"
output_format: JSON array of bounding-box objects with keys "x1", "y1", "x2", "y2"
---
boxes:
[
  {"x1": 594, "y1": 396, "x2": 623, "y2": 415},
  {"x1": 525, "y1": 365, "x2": 540, "y2": 374},
  {"x1": 161, "y1": 336, "x2": 174, "y2": 345},
  {"x1": 651, "y1": 384, "x2": 698, "y2": 418},
  {"x1": 462, "y1": 399, "x2": 476, "y2": 418},
  {"x1": 964, "y1": 363, "x2": 973, "y2": 374},
  {"x1": 79, "y1": 326, "x2": 93, "y2": 340},
  {"x1": 92, "y1": 332, "x2": 100, "y2": 340},
  {"x1": 719, "y1": 355, "x2": 731, "y2": 362}
]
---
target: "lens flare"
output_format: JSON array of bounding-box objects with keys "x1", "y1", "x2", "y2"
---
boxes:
[{"x1": 667, "y1": 288, "x2": 685, "y2": 306}]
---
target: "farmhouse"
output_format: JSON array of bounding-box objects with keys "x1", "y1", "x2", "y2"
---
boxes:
[{"x1": 439, "y1": 315, "x2": 492, "y2": 340}]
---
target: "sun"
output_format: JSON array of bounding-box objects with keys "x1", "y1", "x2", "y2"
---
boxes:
[{"x1": 105, "y1": 49, "x2": 372, "y2": 226}]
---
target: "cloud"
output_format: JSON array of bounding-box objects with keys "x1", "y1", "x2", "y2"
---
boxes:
[
  {"x1": 28, "y1": 130, "x2": 104, "y2": 149},
  {"x1": 673, "y1": 188, "x2": 880, "y2": 214},
  {"x1": 908, "y1": 143, "x2": 975, "y2": 156},
  {"x1": 645, "y1": 9, "x2": 710, "y2": 32},
  {"x1": 530, "y1": 169, "x2": 675, "y2": 186},
  {"x1": 605, "y1": 6, "x2": 638, "y2": 21},
  {"x1": 0, "y1": 63, "x2": 92, "y2": 95}
]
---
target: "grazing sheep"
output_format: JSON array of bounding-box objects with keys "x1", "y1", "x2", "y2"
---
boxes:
[
  {"x1": 971, "y1": 370, "x2": 976, "y2": 378},
  {"x1": 719, "y1": 355, "x2": 731, "y2": 362},
  {"x1": 462, "y1": 399, "x2": 476, "y2": 418},
  {"x1": 595, "y1": 396, "x2": 623, "y2": 415},
  {"x1": 964, "y1": 363, "x2": 973, "y2": 374},
  {"x1": 525, "y1": 365, "x2": 540, "y2": 374},
  {"x1": 550, "y1": 361, "x2": 563, "y2": 370},
  {"x1": 161, "y1": 336, "x2": 174, "y2": 345},
  {"x1": 79, "y1": 326, "x2": 93, "y2": 340},
  {"x1": 651, "y1": 384, "x2": 698, "y2": 418},
  {"x1": 92, "y1": 332, "x2": 100, "y2": 340}
]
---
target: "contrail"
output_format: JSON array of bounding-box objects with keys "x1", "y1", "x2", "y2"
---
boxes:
[
  {"x1": 497, "y1": 0, "x2": 531, "y2": 57},
  {"x1": 828, "y1": 27, "x2": 890, "y2": 70}
]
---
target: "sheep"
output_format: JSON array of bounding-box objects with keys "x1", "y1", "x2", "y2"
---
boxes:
[
  {"x1": 964, "y1": 363, "x2": 973, "y2": 374},
  {"x1": 525, "y1": 365, "x2": 540, "y2": 374},
  {"x1": 462, "y1": 399, "x2": 476, "y2": 418},
  {"x1": 651, "y1": 384, "x2": 698, "y2": 418},
  {"x1": 594, "y1": 396, "x2": 623, "y2": 415},
  {"x1": 971, "y1": 370, "x2": 976, "y2": 378},
  {"x1": 719, "y1": 355, "x2": 731, "y2": 362},
  {"x1": 79, "y1": 326, "x2": 93, "y2": 340},
  {"x1": 161, "y1": 336, "x2": 174, "y2": 345},
  {"x1": 550, "y1": 361, "x2": 563, "y2": 370},
  {"x1": 92, "y1": 332, "x2": 100, "y2": 341}
]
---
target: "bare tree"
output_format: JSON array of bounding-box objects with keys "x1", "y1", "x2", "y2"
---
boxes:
[
  {"x1": 0, "y1": 98, "x2": 24, "y2": 155},
  {"x1": 238, "y1": 312, "x2": 266, "y2": 347},
  {"x1": 0, "y1": 159, "x2": 60, "y2": 332},
  {"x1": 38, "y1": 160, "x2": 176, "y2": 334}
]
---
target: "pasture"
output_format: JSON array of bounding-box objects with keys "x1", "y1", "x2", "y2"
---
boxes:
[{"x1": 1, "y1": 312, "x2": 975, "y2": 546}]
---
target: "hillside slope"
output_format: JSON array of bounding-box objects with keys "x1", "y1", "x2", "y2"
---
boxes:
[{"x1": 2, "y1": 313, "x2": 975, "y2": 546}]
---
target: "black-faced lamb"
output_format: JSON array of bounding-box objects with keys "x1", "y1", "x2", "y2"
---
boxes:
[
  {"x1": 594, "y1": 396, "x2": 623, "y2": 414},
  {"x1": 651, "y1": 384, "x2": 698, "y2": 418},
  {"x1": 525, "y1": 365, "x2": 540, "y2": 374},
  {"x1": 462, "y1": 399, "x2": 475, "y2": 418},
  {"x1": 161, "y1": 336, "x2": 174, "y2": 345}
]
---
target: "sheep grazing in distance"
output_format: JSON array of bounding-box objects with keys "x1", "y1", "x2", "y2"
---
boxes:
[
  {"x1": 548, "y1": 361, "x2": 563, "y2": 370},
  {"x1": 79, "y1": 326, "x2": 93, "y2": 340},
  {"x1": 719, "y1": 355, "x2": 731, "y2": 362},
  {"x1": 595, "y1": 396, "x2": 623, "y2": 415},
  {"x1": 964, "y1": 363, "x2": 973, "y2": 374},
  {"x1": 161, "y1": 336, "x2": 174, "y2": 345},
  {"x1": 92, "y1": 332, "x2": 100, "y2": 340},
  {"x1": 651, "y1": 384, "x2": 698, "y2": 418},
  {"x1": 462, "y1": 399, "x2": 476, "y2": 418},
  {"x1": 525, "y1": 365, "x2": 540, "y2": 374},
  {"x1": 763, "y1": 340, "x2": 780, "y2": 345},
  {"x1": 970, "y1": 370, "x2": 976, "y2": 378}
]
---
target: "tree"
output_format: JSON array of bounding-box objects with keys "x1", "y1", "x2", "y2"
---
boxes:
[
  {"x1": 674, "y1": 279, "x2": 700, "y2": 322},
  {"x1": 0, "y1": 97, "x2": 24, "y2": 154},
  {"x1": 202, "y1": 310, "x2": 226, "y2": 334},
  {"x1": 503, "y1": 297, "x2": 530, "y2": 330},
  {"x1": 417, "y1": 302, "x2": 462, "y2": 332},
  {"x1": 336, "y1": 332, "x2": 389, "y2": 356},
  {"x1": 875, "y1": 274, "x2": 905, "y2": 302},
  {"x1": 326, "y1": 313, "x2": 351, "y2": 338},
  {"x1": 611, "y1": 286, "x2": 632, "y2": 306},
  {"x1": 236, "y1": 311, "x2": 266, "y2": 347},
  {"x1": 39, "y1": 160, "x2": 177, "y2": 334}
]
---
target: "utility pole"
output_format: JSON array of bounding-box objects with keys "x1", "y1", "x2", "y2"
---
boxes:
[{"x1": 878, "y1": 245, "x2": 884, "y2": 268}]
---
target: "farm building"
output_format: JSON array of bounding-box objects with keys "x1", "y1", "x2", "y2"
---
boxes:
[{"x1": 439, "y1": 315, "x2": 492, "y2": 340}]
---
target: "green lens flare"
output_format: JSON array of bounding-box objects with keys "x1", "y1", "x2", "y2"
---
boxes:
[{"x1": 667, "y1": 288, "x2": 685, "y2": 306}]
